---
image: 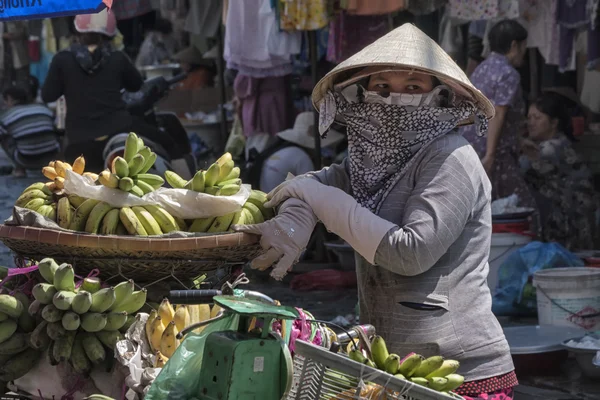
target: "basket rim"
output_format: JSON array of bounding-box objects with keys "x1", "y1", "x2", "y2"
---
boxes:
[{"x1": 0, "y1": 224, "x2": 260, "y2": 252}]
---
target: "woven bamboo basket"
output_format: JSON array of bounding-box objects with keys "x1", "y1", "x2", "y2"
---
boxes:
[{"x1": 0, "y1": 225, "x2": 262, "y2": 281}]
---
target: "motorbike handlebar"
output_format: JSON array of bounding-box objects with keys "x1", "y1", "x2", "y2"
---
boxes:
[{"x1": 168, "y1": 289, "x2": 221, "y2": 305}]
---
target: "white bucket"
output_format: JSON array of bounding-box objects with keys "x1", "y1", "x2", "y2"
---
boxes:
[
  {"x1": 488, "y1": 233, "x2": 532, "y2": 292},
  {"x1": 533, "y1": 268, "x2": 600, "y2": 331}
]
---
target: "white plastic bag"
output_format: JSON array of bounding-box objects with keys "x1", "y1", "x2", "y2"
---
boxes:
[{"x1": 64, "y1": 170, "x2": 251, "y2": 219}]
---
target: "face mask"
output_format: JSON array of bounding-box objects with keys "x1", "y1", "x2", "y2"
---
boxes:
[{"x1": 340, "y1": 84, "x2": 454, "y2": 108}]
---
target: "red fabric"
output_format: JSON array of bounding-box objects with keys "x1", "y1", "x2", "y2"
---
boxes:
[
  {"x1": 460, "y1": 388, "x2": 515, "y2": 400},
  {"x1": 455, "y1": 371, "x2": 518, "y2": 397},
  {"x1": 289, "y1": 269, "x2": 357, "y2": 291}
]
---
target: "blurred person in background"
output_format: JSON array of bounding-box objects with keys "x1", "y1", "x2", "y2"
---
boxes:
[
  {"x1": 0, "y1": 80, "x2": 59, "y2": 177},
  {"x1": 462, "y1": 20, "x2": 537, "y2": 213},
  {"x1": 172, "y1": 46, "x2": 216, "y2": 90},
  {"x1": 1, "y1": 21, "x2": 30, "y2": 89},
  {"x1": 520, "y1": 93, "x2": 598, "y2": 250},
  {"x1": 135, "y1": 17, "x2": 178, "y2": 68}
]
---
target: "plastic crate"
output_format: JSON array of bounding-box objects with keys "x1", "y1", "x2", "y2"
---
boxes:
[{"x1": 286, "y1": 340, "x2": 463, "y2": 400}]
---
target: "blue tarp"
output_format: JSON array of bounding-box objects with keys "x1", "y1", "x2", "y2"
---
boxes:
[{"x1": 0, "y1": 0, "x2": 107, "y2": 21}]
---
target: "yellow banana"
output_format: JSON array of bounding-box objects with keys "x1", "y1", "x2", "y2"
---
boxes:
[
  {"x1": 54, "y1": 176, "x2": 65, "y2": 190},
  {"x1": 154, "y1": 350, "x2": 169, "y2": 368},
  {"x1": 98, "y1": 170, "x2": 119, "y2": 189},
  {"x1": 164, "y1": 170, "x2": 187, "y2": 189},
  {"x1": 82, "y1": 172, "x2": 99, "y2": 181},
  {"x1": 56, "y1": 197, "x2": 72, "y2": 229},
  {"x1": 173, "y1": 216, "x2": 187, "y2": 231},
  {"x1": 241, "y1": 208, "x2": 255, "y2": 225},
  {"x1": 72, "y1": 155, "x2": 85, "y2": 175},
  {"x1": 223, "y1": 166, "x2": 240, "y2": 181},
  {"x1": 160, "y1": 321, "x2": 179, "y2": 358},
  {"x1": 42, "y1": 166, "x2": 57, "y2": 180},
  {"x1": 413, "y1": 356, "x2": 444, "y2": 378},
  {"x1": 143, "y1": 205, "x2": 179, "y2": 233},
  {"x1": 426, "y1": 359, "x2": 460, "y2": 379},
  {"x1": 210, "y1": 304, "x2": 222, "y2": 319},
  {"x1": 146, "y1": 309, "x2": 157, "y2": 343},
  {"x1": 204, "y1": 163, "x2": 220, "y2": 187},
  {"x1": 119, "y1": 207, "x2": 148, "y2": 236},
  {"x1": 188, "y1": 217, "x2": 216, "y2": 233},
  {"x1": 215, "y1": 152, "x2": 233, "y2": 167},
  {"x1": 23, "y1": 182, "x2": 52, "y2": 196},
  {"x1": 399, "y1": 354, "x2": 424, "y2": 378},
  {"x1": 84, "y1": 202, "x2": 114, "y2": 234},
  {"x1": 230, "y1": 209, "x2": 246, "y2": 228},
  {"x1": 45, "y1": 181, "x2": 57, "y2": 192},
  {"x1": 68, "y1": 194, "x2": 87, "y2": 208},
  {"x1": 217, "y1": 159, "x2": 234, "y2": 183},
  {"x1": 37, "y1": 204, "x2": 55, "y2": 220},
  {"x1": 54, "y1": 161, "x2": 71, "y2": 178},
  {"x1": 149, "y1": 316, "x2": 164, "y2": 352},
  {"x1": 100, "y1": 208, "x2": 121, "y2": 235},
  {"x1": 16, "y1": 189, "x2": 50, "y2": 207},
  {"x1": 132, "y1": 206, "x2": 162, "y2": 235},
  {"x1": 208, "y1": 212, "x2": 235, "y2": 233},
  {"x1": 23, "y1": 198, "x2": 50, "y2": 212},
  {"x1": 48, "y1": 160, "x2": 55, "y2": 168},
  {"x1": 173, "y1": 306, "x2": 190, "y2": 332},
  {"x1": 158, "y1": 298, "x2": 175, "y2": 325},
  {"x1": 68, "y1": 198, "x2": 103, "y2": 232}
]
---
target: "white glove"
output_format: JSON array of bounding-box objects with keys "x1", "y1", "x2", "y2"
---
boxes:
[
  {"x1": 233, "y1": 198, "x2": 318, "y2": 280},
  {"x1": 265, "y1": 178, "x2": 396, "y2": 264}
]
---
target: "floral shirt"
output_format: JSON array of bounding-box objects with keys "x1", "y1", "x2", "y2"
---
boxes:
[{"x1": 520, "y1": 135, "x2": 598, "y2": 250}]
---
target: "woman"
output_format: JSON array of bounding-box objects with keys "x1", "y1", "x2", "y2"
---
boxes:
[
  {"x1": 521, "y1": 94, "x2": 598, "y2": 250},
  {"x1": 41, "y1": 9, "x2": 174, "y2": 171},
  {"x1": 236, "y1": 24, "x2": 517, "y2": 399},
  {"x1": 462, "y1": 20, "x2": 536, "y2": 214}
]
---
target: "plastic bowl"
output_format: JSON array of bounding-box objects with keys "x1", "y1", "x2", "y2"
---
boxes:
[{"x1": 562, "y1": 338, "x2": 600, "y2": 378}]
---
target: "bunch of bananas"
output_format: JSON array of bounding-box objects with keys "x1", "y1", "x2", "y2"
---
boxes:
[
  {"x1": 99, "y1": 133, "x2": 165, "y2": 197},
  {"x1": 0, "y1": 292, "x2": 42, "y2": 382},
  {"x1": 145, "y1": 298, "x2": 212, "y2": 367},
  {"x1": 188, "y1": 189, "x2": 275, "y2": 233},
  {"x1": 15, "y1": 182, "x2": 58, "y2": 220},
  {"x1": 42, "y1": 156, "x2": 97, "y2": 192},
  {"x1": 346, "y1": 335, "x2": 465, "y2": 394},
  {"x1": 30, "y1": 258, "x2": 147, "y2": 375},
  {"x1": 165, "y1": 152, "x2": 241, "y2": 196}
]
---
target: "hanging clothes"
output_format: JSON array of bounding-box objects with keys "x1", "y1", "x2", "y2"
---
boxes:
[
  {"x1": 526, "y1": 0, "x2": 562, "y2": 66},
  {"x1": 326, "y1": 12, "x2": 389, "y2": 64},
  {"x1": 345, "y1": 0, "x2": 406, "y2": 15},
  {"x1": 225, "y1": 0, "x2": 300, "y2": 78},
  {"x1": 279, "y1": 0, "x2": 330, "y2": 30},
  {"x1": 184, "y1": 0, "x2": 222, "y2": 39},
  {"x1": 29, "y1": 19, "x2": 56, "y2": 87},
  {"x1": 448, "y1": 0, "x2": 499, "y2": 20},
  {"x1": 557, "y1": 0, "x2": 589, "y2": 72}
]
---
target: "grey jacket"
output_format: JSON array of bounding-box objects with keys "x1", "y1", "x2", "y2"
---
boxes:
[{"x1": 311, "y1": 133, "x2": 514, "y2": 382}]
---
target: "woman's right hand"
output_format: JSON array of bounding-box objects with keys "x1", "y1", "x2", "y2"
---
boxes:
[{"x1": 232, "y1": 198, "x2": 318, "y2": 280}]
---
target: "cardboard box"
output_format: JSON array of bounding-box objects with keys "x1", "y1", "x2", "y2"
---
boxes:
[{"x1": 156, "y1": 87, "x2": 234, "y2": 115}]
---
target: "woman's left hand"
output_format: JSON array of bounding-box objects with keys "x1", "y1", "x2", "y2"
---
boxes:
[{"x1": 265, "y1": 177, "x2": 322, "y2": 209}]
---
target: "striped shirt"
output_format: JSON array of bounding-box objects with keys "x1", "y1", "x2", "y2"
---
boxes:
[{"x1": 0, "y1": 105, "x2": 59, "y2": 157}]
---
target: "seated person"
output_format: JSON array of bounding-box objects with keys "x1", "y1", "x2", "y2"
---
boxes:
[
  {"x1": 0, "y1": 82, "x2": 59, "y2": 177},
  {"x1": 172, "y1": 46, "x2": 216, "y2": 90},
  {"x1": 252, "y1": 111, "x2": 345, "y2": 193},
  {"x1": 135, "y1": 18, "x2": 178, "y2": 68},
  {"x1": 520, "y1": 93, "x2": 598, "y2": 250}
]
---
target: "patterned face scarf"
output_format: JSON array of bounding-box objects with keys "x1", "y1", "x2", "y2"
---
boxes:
[{"x1": 319, "y1": 85, "x2": 487, "y2": 212}]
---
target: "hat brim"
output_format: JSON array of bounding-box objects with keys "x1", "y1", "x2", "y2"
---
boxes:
[{"x1": 277, "y1": 128, "x2": 345, "y2": 149}]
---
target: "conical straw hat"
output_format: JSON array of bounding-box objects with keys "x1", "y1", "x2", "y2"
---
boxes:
[{"x1": 312, "y1": 23, "x2": 495, "y2": 125}]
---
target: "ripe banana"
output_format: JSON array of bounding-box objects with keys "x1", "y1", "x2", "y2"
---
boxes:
[
  {"x1": 95, "y1": 330, "x2": 123, "y2": 350},
  {"x1": 223, "y1": 166, "x2": 240, "y2": 181},
  {"x1": 42, "y1": 166, "x2": 58, "y2": 180},
  {"x1": 243, "y1": 202, "x2": 265, "y2": 224},
  {"x1": 217, "y1": 159, "x2": 235, "y2": 183},
  {"x1": 98, "y1": 170, "x2": 119, "y2": 189},
  {"x1": 111, "y1": 289, "x2": 147, "y2": 314},
  {"x1": 37, "y1": 258, "x2": 59, "y2": 284},
  {"x1": 158, "y1": 298, "x2": 175, "y2": 325},
  {"x1": 229, "y1": 209, "x2": 246, "y2": 228},
  {"x1": 54, "y1": 161, "x2": 72, "y2": 178},
  {"x1": 412, "y1": 356, "x2": 444, "y2": 378},
  {"x1": 71, "y1": 333, "x2": 92, "y2": 375},
  {"x1": 127, "y1": 154, "x2": 145, "y2": 176},
  {"x1": 220, "y1": 184, "x2": 241, "y2": 196},
  {"x1": 56, "y1": 197, "x2": 72, "y2": 229},
  {"x1": 246, "y1": 190, "x2": 275, "y2": 220},
  {"x1": 83, "y1": 172, "x2": 99, "y2": 181},
  {"x1": 188, "y1": 217, "x2": 216, "y2": 233},
  {"x1": 68, "y1": 195, "x2": 87, "y2": 208},
  {"x1": 0, "y1": 320, "x2": 17, "y2": 344},
  {"x1": 146, "y1": 309, "x2": 157, "y2": 339},
  {"x1": 41, "y1": 304, "x2": 64, "y2": 323},
  {"x1": 84, "y1": 202, "x2": 114, "y2": 234},
  {"x1": 112, "y1": 280, "x2": 134, "y2": 307},
  {"x1": 100, "y1": 208, "x2": 121, "y2": 235},
  {"x1": 118, "y1": 177, "x2": 134, "y2": 192},
  {"x1": 81, "y1": 277, "x2": 101, "y2": 294},
  {"x1": 173, "y1": 305, "x2": 190, "y2": 332},
  {"x1": 371, "y1": 336, "x2": 390, "y2": 370},
  {"x1": 53, "y1": 290, "x2": 76, "y2": 311},
  {"x1": 165, "y1": 170, "x2": 187, "y2": 189},
  {"x1": 442, "y1": 374, "x2": 465, "y2": 392},
  {"x1": 149, "y1": 315, "x2": 164, "y2": 352},
  {"x1": 15, "y1": 189, "x2": 50, "y2": 207},
  {"x1": 210, "y1": 304, "x2": 222, "y2": 319},
  {"x1": 23, "y1": 198, "x2": 50, "y2": 211},
  {"x1": 45, "y1": 181, "x2": 57, "y2": 192},
  {"x1": 154, "y1": 350, "x2": 169, "y2": 368},
  {"x1": 426, "y1": 359, "x2": 460, "y2": 379},
  {"x1": 144, "y1": 205, "x2": 179, "y2": 233},
  {"x1": 72, "y1": 291, "x2": 93, "y2": 314},
  {"x1": 191, "y1": 170, "x2": 205, "y2": 192},
  {"x1": 399, "y1": 354, "x2": 424, "y2": 378},
  {"x1": 204, "y1": 163, "x2": 220, "y2": 187},
  {"x1": 53, "y1": 330, "x2": 76, "y2": 362},
  {"x1": 132, "y1": 206, "x2": 163, "y2": 235},
  {"x1": 243, "y1": 208, "x2": 257, "y2": 225},
  {"x1": 55, "y1": 176, "x2": 66, "y2": 190},
  {"x1": 82, "y1": 333, "x2": 106, "y2": 364},
  {"x1": 208, "y1": 212, "x2": 235, "y2": 233},
  {"x1": 36, "y1": 204, "x2": 55, "y2": 220},
  {"x1": 54, "y1": 263, "x2": 75, "y2": 291},
  {"x1": 62, "y1": 312, "x2": 81, "y2": 331},
  {"x1": 90, "y1": 287, "x2": 116, "y2": 313},
  {"x1": 124, "y1": 132, "x2": 140, "y2": 163},
  {"x1": 134, "y1": 179, "x2": 155, "y2": 194},
  {"x1": 72, "y1": 155, "x2": 86, "y2": 175},
  {"x1": 173, "y1": 216, "x2": 187, "y2": 231},
  {"x1": 384, "y1": 354, "x2": 401, "y2": 374},
  {"x1": 136, "y1": 173, "x2": 164, "y2": 188},
  {"x1": 70, "y1": 199, "x2": 101, "y2": 231},
  {"x1": 81, "y1": 313, "x2": 107, "y2": 332},
  {"x1": 160, "y1": 321, "x2": 179, "y2": 358},
  {"x1": 105, "y1": 312, "x2": 128, "y2": 331},
  {"x1": 215, "y1": 152, "x2": 233, "y2": 167},
  {"x1": 32, "y1": 283, "x2": 57, "y2": 305},
  {"x1": 119, "y1": 207, "x2": 148, "y2": 236}
]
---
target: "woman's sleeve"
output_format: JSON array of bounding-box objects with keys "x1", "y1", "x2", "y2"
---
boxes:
[
  {"x1": 492, "y1": 70, "x2": 520, "y2": 107},
  {"x1": 121, "y1": 53, "x2": 144, "y2": 92},
  {"x1": 373, "y1": 148, "x2": 479, "y2": 276},
  {"x1": 306, "y1": 158, "x2": 351, "y2": 193},
  {"x1": 41, "y1": 55, "x2": 64, "y2": 103}
]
